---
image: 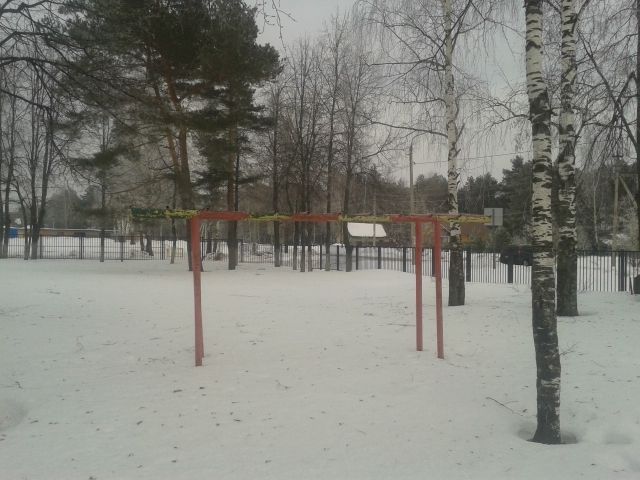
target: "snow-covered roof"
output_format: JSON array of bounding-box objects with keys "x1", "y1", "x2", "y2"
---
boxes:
[{"x1": 347, "y1": 222, "x2": 387, "y2": 238}]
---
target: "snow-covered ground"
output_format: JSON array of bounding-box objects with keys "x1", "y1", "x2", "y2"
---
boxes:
[{"x1": 1, "y1": 260, "x2": 639, "y2": 479}]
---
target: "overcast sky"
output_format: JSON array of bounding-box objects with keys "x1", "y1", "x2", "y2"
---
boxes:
[{"x1": 258, "y1": 0, "x2": 358, "y2": 47}]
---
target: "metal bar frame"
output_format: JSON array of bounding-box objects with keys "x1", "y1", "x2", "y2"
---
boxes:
[{"x1": 152, "y1": 210, "x2": 486, "y2": 366}]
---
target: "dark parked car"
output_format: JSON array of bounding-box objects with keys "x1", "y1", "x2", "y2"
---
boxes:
[{"x1": 499, "y1": 245, "x2": 533, "y2": 266}]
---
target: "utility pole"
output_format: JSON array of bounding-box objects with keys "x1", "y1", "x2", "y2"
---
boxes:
[
  {"x1": 373, "y1": 191, "x2": 377, "y2": 247},
  {"x1": 409, "y1": 142, "x2": 415, "y2": 214},
  {"x1": 619, "y1": 176, "x2": 638, "y2": 209},
  {"x1": 409, "y1": 141, "x2": 415, "y2": 248}
]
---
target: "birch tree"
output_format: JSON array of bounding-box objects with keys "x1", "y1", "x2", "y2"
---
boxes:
[
  {"x1": 555, "y1": 0, "x2": 579, "y2": 315},
  {"x1": 363, "y1": 0, "x2": 488, "y2": 305},
  {"x1": 525, "y1": 0, "x2": 562, "y2": 444}
]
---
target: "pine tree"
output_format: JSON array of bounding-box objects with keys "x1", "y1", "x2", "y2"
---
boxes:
[{"x1": 66, "y1": 0, "x2": 279, "y2": 268}]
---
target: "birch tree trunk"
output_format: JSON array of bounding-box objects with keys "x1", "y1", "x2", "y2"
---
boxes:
[
  {"x1": 636, "y1": 0, "x2": 640, "y2": 249},
  {"x1": 443, "y1": 0, "x2": 464, "y2": 306},
  {"x1": 525, "y1": 0, "x2": 562, "y2": 444},
  {"x1": 556, "y1": 0, "x2": 579, "y2": 316}
]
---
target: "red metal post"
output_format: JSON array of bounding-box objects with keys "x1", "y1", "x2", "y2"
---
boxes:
[
  {"x1": 415, "y1": 221, "x2": 423, "y2": 351},
  {"x1": 190, "y1": 217, "x2": 204, "y2": 366},
  {"x1": 434, "y1": 221, "x2": 444, "y2": 359}
]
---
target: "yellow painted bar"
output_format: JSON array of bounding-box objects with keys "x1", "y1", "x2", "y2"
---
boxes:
[{"x1": 130, "y1": 208, "x2": 490, "y2": 225}]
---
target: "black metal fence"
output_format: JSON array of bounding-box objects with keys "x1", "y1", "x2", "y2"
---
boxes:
[
  {"x1": 3, "y1": 234, "x2": 187, "y2": 261},
  {"x1": 233, "y1": 243, "x2": 640, "y2": 293},
  {"x1": 4, "y1": 233, "x2": 639, "y2": 293}
]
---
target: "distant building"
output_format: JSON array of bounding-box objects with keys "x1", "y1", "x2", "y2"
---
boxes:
[{"x1": 345, "y1": 222, "x2": 387, "y2": 246}]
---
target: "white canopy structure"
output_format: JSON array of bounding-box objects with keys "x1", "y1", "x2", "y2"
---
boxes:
[{"x1": 347, "y1": 222, "x2": 387, "y2": 238}]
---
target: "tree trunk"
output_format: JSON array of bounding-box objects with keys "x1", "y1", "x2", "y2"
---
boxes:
[
  {"x1": 526, "y1": 0, "x2": 562, "y2": 444},
  {"x1": 556, "y1": 0, "x2": 579, "y2": 316},
  {"x1": 170, "y1": 218, "x2": 177, "y2": 264},
  {"x1": 591, "y1": 176, "x2": 599, "y2": 249},
  {"x1": 271, "y1": 85, "x2": 282, "y2": 268},
  {"x1": 0, "y1": 93, "x2": 16, "y2": 258},
  {"x1": 292, "y1": 222, "x2": 299, "y2": 270},
  {"x1": 636, "y1": 0, "x2": 640, "y2": 249},
  {"x1": 273, "y1": 221, "x2": 281, "y2": 267},
  {"x1": 443, "y1": 0, "x2": 464, "y2": 306},
  {"x1": 228, "y1": 221, "x2": 238, "y2": 270},
  {"x1": 171, "y1": 127, "x2": 195, "y2": 271},
  {"x1": 226, "y1": 127, "x2": 238, "y2": 270},
  {"x1": 99, "y1": 182, "x2": 106, "y2": 263},
  {"x1": 145, "y1": 233, "x2": 154, "y2": 256},
  {"x1": 300, "y1": 221, "x2": 307, "y2": 272},
  {"x1": 100, "y1": 230, "x2": 105, "y2": 262},
  {"x1": 307, "y1": 224, "x2": 313, "y2": 272},
  {"x1": 30, "y1": 225, "x2": 40, "y2": 260},
  {"x1": 449, "y1": 249, "x2": 465, "y2": 305},
  {"x1": 206, "y1": 224, "x2": 213, "y2": 257},
  {"x1": 343, "y1": 164, "x2": 354, "y2": 272},
  {"x1": 23, "y1": 225, "x2": 30, "y2": 261},
  {"x1": 324, "y1": 223, "x2": 331, "y2": 271}
]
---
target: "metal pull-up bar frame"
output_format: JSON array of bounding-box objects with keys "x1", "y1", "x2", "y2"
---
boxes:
[{"x1": 131, "y1": 209, "x2": 489, "y2": 366}]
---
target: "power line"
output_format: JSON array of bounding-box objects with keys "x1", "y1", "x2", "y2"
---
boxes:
[
  {"x1": 413, "y1": 150, "x2": 530, "y2": 165},
  {"x1": 411, "y1": 137, "x2": 636, "y2": 167}
]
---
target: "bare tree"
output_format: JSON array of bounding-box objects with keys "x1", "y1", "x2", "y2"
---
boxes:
[
  {"x1": 580, "y1": 0, "x2": 640, "y2": 249},
  {"x1": 335, "y1": 13, "x2": 387, "y2": 272},
  {"x1": 0, "y1": 67, "x2": 21, "y2": 258},
  {"x1": 265, "y1": 74, "x2": 287, "y2": 267},
  {"x1": 318, "y1": 12, "x2": 348, "y2": 271},
  {"x1": 12, "y1": 65, "x2": 69, "y2": 259}
]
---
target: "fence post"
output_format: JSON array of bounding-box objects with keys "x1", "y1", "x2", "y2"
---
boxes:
[
  {"x1": 431, "y1": 247, "x2": 436, "y2": 277},
  {"x1": 336, "y1": 245, "x2": 340, "y2": 271},
  {"x1": 319, "y1": 243, "x2": 323, "y2": 270},
  {"x1": 355, "y1": 246, "x2": 359, "y2": 270},
  {"x1": 120, "y1": 236, "x2": 124, "y2": 262},
  {"x1": 377, "y1": 246, "x2": 382, "y2": 269},
  {"x1": 618, "y1": 251, "x2": 627, "y2": 292},
  {"x1": 402, "y1": 247, "x2": 407, "y2": 273},
  {"x1": 240, "y1": 239, "x2": 244, "y2": 263},
  {"x1": 465, "y1": 248, "x2": 472, "y2": 282},
  {"x1": 79, "y1": 236, "x2": 84, "y2": 260},
  {"x1": 507, "y1": 258, "x2": 514, "y2": 284},
  {"x1": 161, "y1": 237, "x2": 165, "y2": 260}
]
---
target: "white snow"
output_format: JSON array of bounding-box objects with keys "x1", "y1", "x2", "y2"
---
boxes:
[{"x1": 1, "y1": 259, "x2": 639, "y2": 479}]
